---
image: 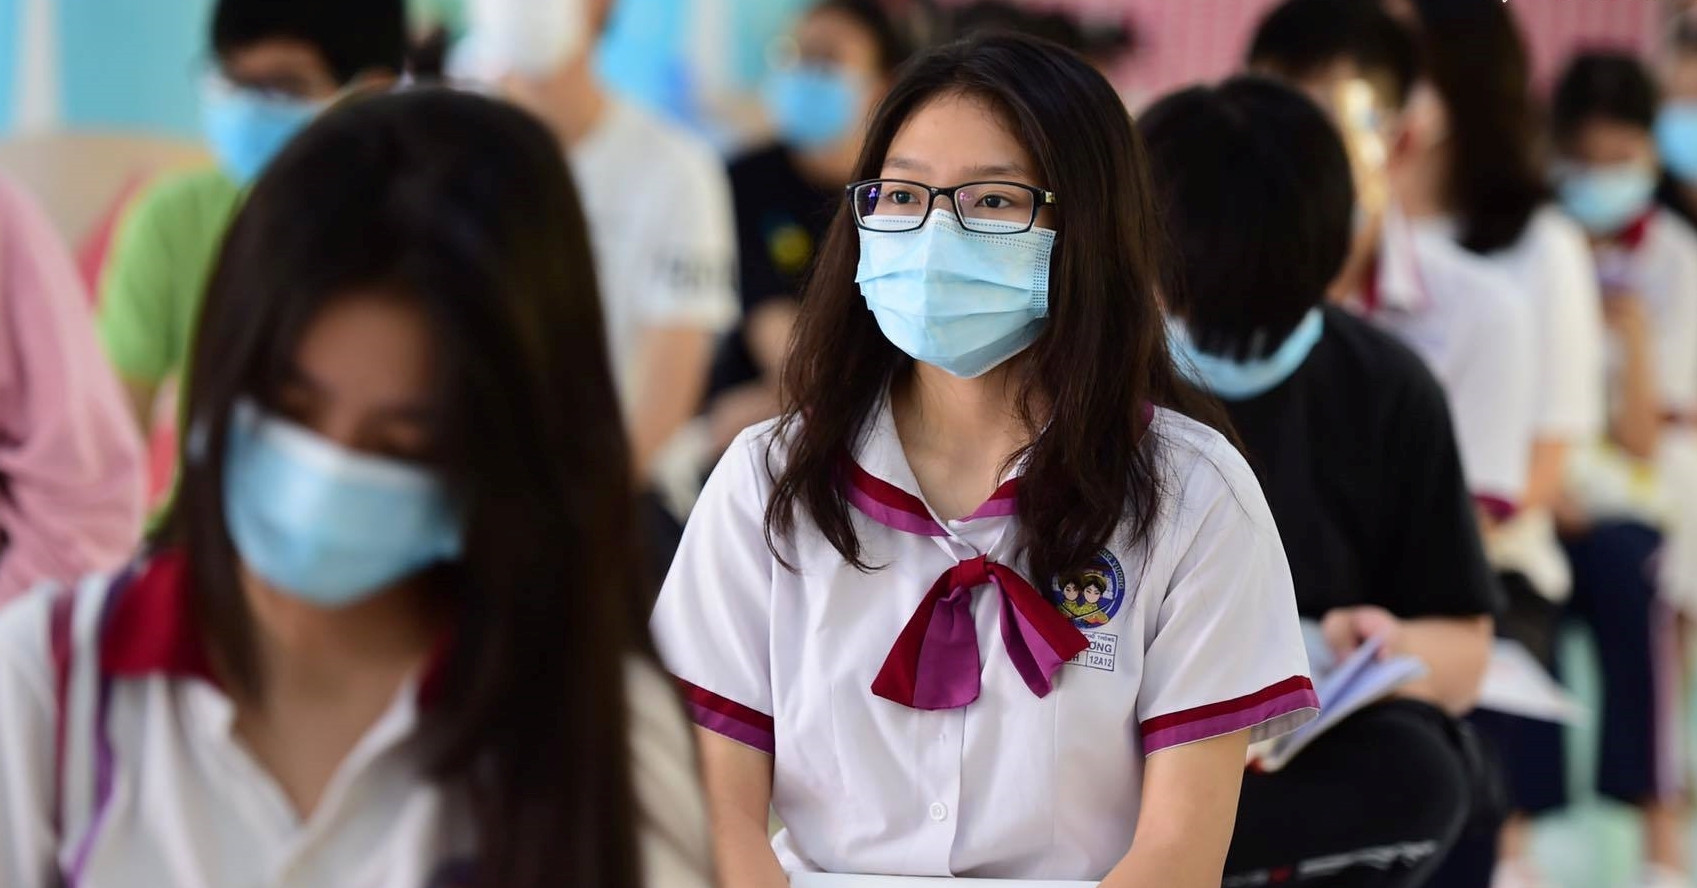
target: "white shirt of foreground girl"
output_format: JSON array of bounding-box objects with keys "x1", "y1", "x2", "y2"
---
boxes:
[
  {"x1": 0, "y1": 554, "x2": 712, "y2": 888},
  {"x1": 651, "y1": 400, "x2": 1318, "y2": 879}
]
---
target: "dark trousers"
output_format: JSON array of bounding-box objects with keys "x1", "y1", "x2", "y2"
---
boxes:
[
  {"x1": 1224, "y1": 700, "x2": 1473, "y2": 887},
  {"x1": 1430, "y1": 522, "x2": 1670, "y2": 887}
]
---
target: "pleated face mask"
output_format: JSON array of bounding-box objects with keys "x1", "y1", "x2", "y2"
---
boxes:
[
  {"x1": 855, "y1": 209, "x2": 1055, "y2": 379},
  {"x1": 222, "y1": 400, "x2": 464, "y2": 608}
]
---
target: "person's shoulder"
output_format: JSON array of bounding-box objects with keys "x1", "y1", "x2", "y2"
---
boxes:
[
  {"x1": 1651, "y1": 206, "x2": 1697, "y2": 255},
  {"x1": 134, "y1": 166, "x2": 240, "y2": 211},
  {"x1": 606, "y1": 101, "x2": 724, "y2": 175},
  {"x1": 1148, "y1": 408, "x2": 1257, "y2": 502},
  {"x1": 1321, "y1": 305, "x2": 1443, "y2": 389},
  {"x1": 716, "y1": 417, "x2": 791, "y2": 492},
  {"x1": 1518, "y1": 204, "x2": 1590, "y2": 258}
]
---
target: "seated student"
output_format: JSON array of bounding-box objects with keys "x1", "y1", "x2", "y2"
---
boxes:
[
  {"x1": 1247, "y1": 0, "x2": 1537, "y2": 533},
  {"x1": 98, "y1": 0, "x2": 406, "y2": 441},
  {"x1": 0, "y1": 89, "x2": 711, "y2": 888},
  {"x1": 0, "y1": 174, "x2": 145, "y2": 604},
  {"x1": 1480, "y1": 51, "x2": 1697, "y2": 888},
  {"x1": 1145, "y1": 76, "x2": 1495, "y2": 888},
  {"x1": 460, "y1": 0, "x2": 738, "y2": 484},
  {"x1": 705, "y1": 0, "x2": 912, "y2": 454},
  {"x1": 653, "y1": 34, "x2": 1317, "y2": 887}
]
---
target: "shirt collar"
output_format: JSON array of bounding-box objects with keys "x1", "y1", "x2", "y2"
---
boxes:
[
  {"x1": 844, "y1": 393, "x2": 1020, "y2": 537},
  {"x1": 100, "y1": 549, "x2": 451, "y2": 709},
  {"x1": 1612, "y1": 207, "x2": 1658, "y2": 251}
]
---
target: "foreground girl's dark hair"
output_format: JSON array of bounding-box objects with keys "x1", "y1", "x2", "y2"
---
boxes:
[
  {"x1": 164, "y1": 88, "x2": 642, "y2": 888},
  {"x1": 767, "y1": 33, "x2": 1227, "y2": 585}
]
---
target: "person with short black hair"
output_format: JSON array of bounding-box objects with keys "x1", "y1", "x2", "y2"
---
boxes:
[
  {"x1": 1247, "y1": 0, "x2": 1537, "y2": 537},
  {"x1": 1144, "y1": 75, "x2": 1495, "y2": 888},
  {"x1": 98, "y1": 0, "x2": 407, "y2": 472}
]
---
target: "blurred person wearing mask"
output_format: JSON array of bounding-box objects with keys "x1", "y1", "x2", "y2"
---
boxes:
[
  {"x1": 1656, "y1": 12, "x2": 1697, "y2": 228},
  {"x1": 0, "y1": 88, "x2": 712, "y2": 888},
  {"x1": 0, "y1": 174, "x2": 145, "y2": 605},
  {"x1": 1247, "y1": 0, "x2": 1538, "y2": 541},
  {"x1": 98, "y1": 0, "x2": 407, "y2": 443},
  {"x1": 1398, "y1": 0, "x2": 1608, "y2": 614},
  {"x1": 702, "y1": 0, "x2": 912, "y2": 457},
  {"x1": 457, "y1": 0, "x2": 738, "y2": 493},
  {"x1": 1479, "y1": 51, "x2": 1697, "y2": 888},
  {"x1": 1145, "y1": 77, "x2": 1495, "y2": 888}
]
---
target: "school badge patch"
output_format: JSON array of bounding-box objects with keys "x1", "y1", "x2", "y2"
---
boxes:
[{"x1": 1050, "y1": 551, "x2": 1128, "y2": 672}]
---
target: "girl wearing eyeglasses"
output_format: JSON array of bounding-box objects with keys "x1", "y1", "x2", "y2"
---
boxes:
[{"x1": 653, "y1": 33, "x2": 1316, "y2": 887}]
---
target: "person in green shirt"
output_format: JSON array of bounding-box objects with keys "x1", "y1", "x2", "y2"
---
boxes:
[{"x1": 99, "y1": 0, "x2": 409, "y2": 436}]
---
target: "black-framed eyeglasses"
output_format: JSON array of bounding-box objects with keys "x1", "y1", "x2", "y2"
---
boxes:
[{"x1": 846, "y1": 178, "x2": 1058, "y2": 234}]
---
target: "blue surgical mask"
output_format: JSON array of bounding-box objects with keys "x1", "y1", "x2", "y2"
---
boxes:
[
  {"x1": 763, "y1": 65, "x2": 862, "y2": 149},
  {"x1": 201, "y1": 79, "x2": 323, "y2": 185},
  {"x1": 856, "y1": 210, "x2": 1054, "y2": 378},
  {"x1": 1657, "y1": 102, "x2": 1697, "y2": 184},
  {"x1": 1555, "y1": 162, "x2": 1657, "y2": 236},
  {"x1": 222, "y1": 401, "x2": 463, "y2": 608},
  {"x1": 1167, "y1": 308, "x2": 1325, "y2": 401}
]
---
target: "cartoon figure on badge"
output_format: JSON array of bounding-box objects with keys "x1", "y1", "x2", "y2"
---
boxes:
[{"x1": 1050, "y1": 551, "x2": 1127, "y2": 629}]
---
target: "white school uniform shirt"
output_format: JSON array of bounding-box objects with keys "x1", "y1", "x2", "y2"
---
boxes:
[
  {"x1": 1357, "y1": 205, "x2": 1537, "y2": 516},
  {"x1": 651, "y1": 400, "x2": 1317, "y2": 879},
  {"x1": 569, "y1": 99, "x2": 739, "y2": 409},
  {"x1": 0, "y1": 551, "x2": 714, "y2": 888},
  {"x1": 1420, "y1": 206, "x2": 1608, "y2": 441}
]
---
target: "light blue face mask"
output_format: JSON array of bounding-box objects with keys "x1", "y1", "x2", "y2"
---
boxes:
[
  {"x1": 1556, "y1": 162, "x2": 1657, "y2": 236},
  {"x1": 1167, "y1": 308, "x2": 1325, "y2": 401},
  {"x1": 201, "y1": 80, "x2": 323, "y2": 185},
  {"x1": 222, "y1": 401, "x2": 464, "y2": 608},
  {"x1": 763, "y1": 65, "x2": 862, "y2": 149},
  {"x1": 856, "y1": 210, "x2": 1054, "y2": 379},
  {"x1": 1657, "y1": 103, "x2": 1697, "y2": 184}
]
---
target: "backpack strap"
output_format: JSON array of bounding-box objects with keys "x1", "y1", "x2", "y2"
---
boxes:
[{"x1": 47, "y1": 585, "x2": 75, "y2": 838}]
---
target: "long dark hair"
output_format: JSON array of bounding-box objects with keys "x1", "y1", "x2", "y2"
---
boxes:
[
  {"x1": 162, "y1": 89, "x2": 642, "y2": 888},
  {"x1": 1412, "y1": 0, "x2": 1547, "y2": 254},
  {"x1": 766, "y1": 33, "x2": 1228, "y2": 586}
]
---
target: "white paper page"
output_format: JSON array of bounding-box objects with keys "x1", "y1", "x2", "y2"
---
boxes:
[{"x1": 1474, "y1": 639, "x2": 1586, "y2": 724}]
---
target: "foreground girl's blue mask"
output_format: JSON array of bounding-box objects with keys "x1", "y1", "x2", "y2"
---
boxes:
[
  {"x1": 221, "y1": 295, "x2": 463, "y2": 608},
  {"x1": 853, "y1": 94, "x2": 1057, "y2": 378}
]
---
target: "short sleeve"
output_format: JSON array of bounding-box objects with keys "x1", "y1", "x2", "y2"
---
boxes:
[
  {"x1": 630, "y1": 139, "x2": 739, "y2": 333},
  {"x1": 1522, "y1": 210, "x2": 1607, "y2": 439},
  {"x1": 1380, "y1": 362, "x2": 1503, "y2": 618},
  {"x1": 96, "y1": 178, "x2": 189, "y2": 384},
  {"x1": 650, "y1": 426, "x2": 778, "y2": 754},
  {"x1": 1136, "y1": 433, "x2": 1318, "y2": 756},
  {"x1": 0, "y1": 589, "x2": 60, "y2": 888}
]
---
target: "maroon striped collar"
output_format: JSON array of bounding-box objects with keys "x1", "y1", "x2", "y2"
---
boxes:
[{"x1": 842, "y1": 396, "x2": 1022, "y2": 537}]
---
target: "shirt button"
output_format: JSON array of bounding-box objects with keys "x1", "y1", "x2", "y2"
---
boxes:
[{"x1": 929, "y1": 802, "x2": 949, "y2": 822}]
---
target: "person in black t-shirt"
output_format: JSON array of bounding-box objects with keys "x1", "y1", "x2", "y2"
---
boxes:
[
  {"x1": 704, "y1": 0, "x2": 910, "y2": 451},
  {"x1": 1142, "y1": 77, "x2": 1498, "y2": 888}
]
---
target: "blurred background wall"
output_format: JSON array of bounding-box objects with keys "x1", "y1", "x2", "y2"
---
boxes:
[{"x1": 0, "y1": 0, "x2": 1664, "y2": 140}]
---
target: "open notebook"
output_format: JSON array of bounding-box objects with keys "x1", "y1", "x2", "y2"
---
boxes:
[{"x1": 1247, "y1": 632, "x2": 1427, "y2": 773}]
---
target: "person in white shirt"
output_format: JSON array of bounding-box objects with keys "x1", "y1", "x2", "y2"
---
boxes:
[
  {"x1": 0, "y1": 89, "x2": 711, "y2": 888},
  {"x1": 1246, "y1": 0, "x2": 1537, "y2": 529},
  {"x1": 456, "y1": 0, "x2": 738, "y2": 486},
  {"x1": 652, "y1": 34, "x2": 1316, "y2": 887}
]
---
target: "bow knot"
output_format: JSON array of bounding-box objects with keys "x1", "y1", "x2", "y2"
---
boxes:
[{"x1": 871, "y1": 556, "x2": 1089, "y2": 710}]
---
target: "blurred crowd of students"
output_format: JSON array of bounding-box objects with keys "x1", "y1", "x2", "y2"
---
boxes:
[{"x1": 0, "y1": 0, "x2": 1694, "y2": 886}]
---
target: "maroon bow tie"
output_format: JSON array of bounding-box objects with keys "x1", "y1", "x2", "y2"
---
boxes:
[{"x1": 872, "y1": 555, "x2": 1089, "y2": 710}]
